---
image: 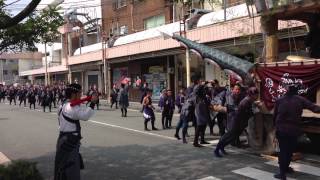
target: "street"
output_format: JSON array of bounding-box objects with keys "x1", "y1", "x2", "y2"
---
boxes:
[{"x1": 0, "y1": 103, "x2": 319, "y2": 180}]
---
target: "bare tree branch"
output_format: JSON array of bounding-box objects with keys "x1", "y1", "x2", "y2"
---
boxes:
[{"x1": 0, "y1": 0, "x2": 41, "y2": 29}]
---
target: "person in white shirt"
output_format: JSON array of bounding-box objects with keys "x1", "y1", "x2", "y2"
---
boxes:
[{"x1": 54, "y1": 83, "x2": 98, "y2": 180}]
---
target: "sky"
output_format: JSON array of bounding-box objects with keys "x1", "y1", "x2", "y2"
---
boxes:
[
  {"x1": 4, "y1": 0, "x2": 58, "y2": 15},
  {"x1": 4, "y1": 0, "x2": 101, "y2": 16}
]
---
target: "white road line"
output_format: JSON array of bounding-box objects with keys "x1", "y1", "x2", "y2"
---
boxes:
[
  {"x1": 89, "y1": 120, "x2": 177, "y2": 140},
  {"x1": 127, "y1": 108, "x2": 180, "y2": 117},
  {"x1": 266, "y1": 161, "x2": 320, "y2": 177},
  {"x1": 201, "y1": 140, "x2": 219, "y2": 147},
  {"x1": 197, "y1": 176, "x2": 222, "y2": 180},
  {"x1": 0, "y1": 152, "x2": 11, "y2": 165},
  {"x1": 232, "y1": 167, "x2": 296, "y2": 180}
]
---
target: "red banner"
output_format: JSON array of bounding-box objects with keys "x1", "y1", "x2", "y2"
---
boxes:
[{"x1": 256, "y1": 64, "x2": 320, "y2": 110}]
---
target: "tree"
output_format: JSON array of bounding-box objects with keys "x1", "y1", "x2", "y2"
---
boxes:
[
  {"x1": 0, "y1": 5, "x2": 64, "y2": 53},
  {"x1": 0, "y1": 0, "x2": 42, "y2": 29}
]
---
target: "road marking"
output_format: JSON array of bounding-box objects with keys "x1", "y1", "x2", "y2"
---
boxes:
[
  {"x1": 127, "y1": 108, "x2": 180, "y2": 117},
  {"x1": 89, "y1": 120, "x2": 177, "y2": 140},
  {"x1": 232, "y1": 167, "x2": 296, "y2": 180},
  {"x1": 266, "y1": 161, "x2": 320, "y2": 177},
  {"x1": 197, "y1": 176, "x2": 222, "y2": 180},
  {"x1": 0, "y1": 152, "x2": 11, "y2": 165},
  {"x1": 201, "y1": 140, "x2": 219, "y2": 147}
]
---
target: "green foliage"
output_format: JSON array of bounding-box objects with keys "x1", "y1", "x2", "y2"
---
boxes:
[
  {"x1": 0, "y1": 5, "x2": 64, "y2": 53},
  {"x1": 0, "y1": 160, "x2": 43, "y2": 180}
]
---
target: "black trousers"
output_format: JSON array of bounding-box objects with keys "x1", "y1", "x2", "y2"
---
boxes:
[
  {"x1": 9, "y1": 97, "x2": 16, "y2": 105},
  {"x1": 216, "y1": 113, "x2": 226, "y2": 135},
  {"x1": 111, "y1": 100, "x2": 118, "y2": 109},
  {"x1": 276, "y1": 131, "x2": 298, "y2": 175},
  {"x1": 121, "y1": 108, "x2": 127, "y2": 116},
  {"x1": 19, "y1": 98, "x2": 26, "y2": 106},
  {"x1": 161, "y1": 109, "x2": 174, "y2": 128},
  {"x1": 217, "y1": 125, "x2": 245, "y2": 149},
  {"x1": 52, "y1": 99, "x2": 56, "y2": 108},
  {"x1": 43, "y1": 104, "x2": 52, "y2": 112},
  {"x1": 30, "y1": 103, "x2": 36, "y2": 109},
  {"x1": 194, "y1": 125, "x2": 206, "y2": 145}
]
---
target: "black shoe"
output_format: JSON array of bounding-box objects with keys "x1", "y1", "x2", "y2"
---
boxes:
[
  {"x1": 144, "y1": 128, "x2": 150, "y2": 131},
  {"x1": 214, "y1": 148, "x2": 223, "y2": 158},
  {"x1": 287, "y1": 167, "x2": 294, "y2": 174},
  {"x1": 152, "y1": 127, "x2": 158, "y2": 130},
  {"x1": 174, "y1": 134, "x2": 181, "y2": 140},
  {"x1": 182, "y1": 139, "x2": 187, "y2": 144},
  {"x1": 274, "y1": 173, "x2": 286, "y2": 180},
  {"x1": 220, "y1": 148, "x2": 228, "y2": 155},
  {"x1": 200, "y1": 141, "x2": 210, "y2": 144},
  {"x1": 193, "y1": 143, "x2": 203, "y2": 148}
]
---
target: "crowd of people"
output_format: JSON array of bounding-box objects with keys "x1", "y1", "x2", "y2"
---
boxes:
[
  {"x1": 2, "y1": 74, "x2": 320, "y2": 180},
  {"x1": 136, "y1": 75, "x2": 320, "y2": 180},
  {"x1": 0, "y1": 83, "x2": 101, "y2": 112}
]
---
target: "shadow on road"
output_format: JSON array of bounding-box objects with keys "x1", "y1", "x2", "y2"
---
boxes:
[{"x1": 28, "y1": 143, "x2": 244, "y2": 180}]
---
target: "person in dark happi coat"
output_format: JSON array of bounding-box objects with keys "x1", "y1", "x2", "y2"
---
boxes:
[
  {"x1": 142, "y1": 89, "x2": 158, "y2": 131},
  {"x1": 211, "y1": 79, "x2": 227, "y2": 136},
  {"x1": 165, "y1": 90, "x2": 175, "y2": 128},
  {"x1": 54, "y1": 84, "x2": 98, "y2": 180},
  {"x1": 27, "y1": 87, "x2": 37, "y2": 109},
  {"x1": 193, "y1": 85, "x2": 211, "y2": 147},
  {"x1": 212, "y1": 84, "x2": 243, "y2": 134},
  {"x1": 273, "y1": 83, "x2": 320, "y2": 180},
  {"x1": 8, "y1": 86, "x2": 17, "y2": 105},
  {"x1": 214, "y1": 87, "x2": 260, "y2": 157},
  {"x1": 42, "y1": 87, "x2": 53, "y2": 112},
  {"x1": 175, "y1": 89, "x2": 185, "y2": 113},
  {"x1": 18, "y1": 86, "x2": 27, "y2": 107},
  {"x1": 118, "y1": 83, "x2": 129, "y2": 117},
  {"x1": 0, "y1": 86, "x2": 5, "y2": 103},
  {"x1": 110, "y1": 84, "x2": 118, "y2": 109},
  {"x1": 159, "y1": 89, "x2": 168, "y2": 129},
  {"x1": 139, "y1": 82, "x2": 149, "y2": 113}
]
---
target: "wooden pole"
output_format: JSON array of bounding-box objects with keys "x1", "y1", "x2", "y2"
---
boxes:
[{"x1": 261, "y1": 16, "x2": 278, "y2": 63}]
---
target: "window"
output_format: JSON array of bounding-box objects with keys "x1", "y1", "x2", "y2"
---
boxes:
[
  {"x1": 110, "y1": 24, "x2": 128, "y2": 36},
  {"x1": 3, "y1": 70, "x2": 7, "y2": 75},
  {"x1": 144, "y1": 14, "x2": 165, "y2": 30},
  {"x1": 119, "y1": 25, "x2": 128, "y2": 35},
  {"x1": 133, "y1": 0, "x2": 142, "y2": 4},
  {"x1": 114, "y1": 0, "x2": 126, "y2": 9}
]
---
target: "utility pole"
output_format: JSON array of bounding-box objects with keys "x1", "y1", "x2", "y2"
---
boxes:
[
  {"x1": 45, "y1": 42, "x2": 48, "y2": 86},
  {"x1": 102, "y1": 32, "x2": 107, "y2": 97},
  {"x1": 182, "y1": 1, "x2": 191, "y2": 87}
]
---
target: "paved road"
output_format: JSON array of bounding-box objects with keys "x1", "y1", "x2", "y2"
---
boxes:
[{"x1": 0, "y1": 102, "x2": 319, "y2": 180}]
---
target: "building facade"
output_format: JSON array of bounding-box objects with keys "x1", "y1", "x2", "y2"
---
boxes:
[{"x1": 19, "y1": 0, "x2": 313, "y2": 102}]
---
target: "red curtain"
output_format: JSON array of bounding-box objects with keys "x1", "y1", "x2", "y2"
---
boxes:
[{"x1": 256, "y1": 64, "x2": 320, "y2": 110}]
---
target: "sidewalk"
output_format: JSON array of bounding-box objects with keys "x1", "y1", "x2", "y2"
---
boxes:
[{"x1": 99, "y1": 99, "x2": 180, "y2": 115}]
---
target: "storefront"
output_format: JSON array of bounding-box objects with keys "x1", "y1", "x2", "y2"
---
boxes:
[
  {"x1": 110, "y1": 56, "x2": 175, "y2": 101},
  {"x1": 70, "y1": 61, "x2": 102, "y2": 93}
]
